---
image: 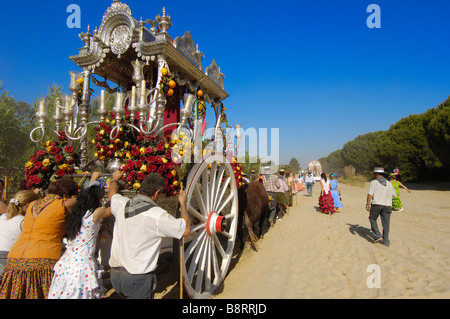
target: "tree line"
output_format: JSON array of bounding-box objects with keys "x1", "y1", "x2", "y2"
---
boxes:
[{"x1": 319, "y1": 95, "x2": 450, "y2": 182}]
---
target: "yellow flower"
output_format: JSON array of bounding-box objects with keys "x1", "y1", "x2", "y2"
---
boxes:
[
  {"x1": 165, "y1": 143, "x2": 169, "y2": 149},
  {"x1": 118, "y1": 152, "x2": 124, "y2": 158},
  {"x1": 44, "y1": 140, "x2": 51, "y2": 147},
  {"x1": 100, "y1": 129, "x2": 105, "y2": 135},
  {"x1": 114, "y1": 139, "x2": 121, "y2": 144},
  {"x1": 173, "y1": 180, "x2": 179, "y2": 186},
  {"x1": 94, "y1": 152, "x2": 98, "y2": 158},
  {"x1": 124, "y1": 141, "x2": 129, "y2": 148},
  {"x1": 26, "y1": 161, "x2": 33, "y2": 169},
  {"x1": 133, "y1": 182, "x2": 141, "y2": 190},
  {"x1": 162, "y1": 158, "x2": 168, "y2": 164},
  {"x1": 140, "y1": 147, "x2": 146, "y2": 155},
  {"x1": 111, "y1": 119, "x2": 116, "y2": 125},
  {"x1": 126, "y1": 152, "x2": 131, "y2": 159},
  {"x1": 92, "y1": 139, "x2": 96, "y2": 144},
  {"x1": 46, "y1": 146, "x2": 52, "y2": 152},
  {"x1": 59, "y1": 164, "x2": 69, "y2": 171},
  {"x1": 105, "y1": 118, "x2": 110, "y2": 123},
  {"x1": 42, "y1": 159, "x2": 50, "y2": 166},
  {"x1": 171, "y1": 170, "x2": 177, "y2": 177},
  {"x1": 99, "y1": 156, "x2": 105, "y2": 160},
  {"x1": 140, "y1": 164, "x2": 147, "y2": 172}
]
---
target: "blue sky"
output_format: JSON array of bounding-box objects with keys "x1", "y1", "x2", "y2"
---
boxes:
[{"x1": 1, "y1": 0, "x2": 449, "y2": 169}]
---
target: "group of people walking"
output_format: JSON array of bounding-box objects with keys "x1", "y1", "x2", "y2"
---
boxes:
[
  {"x1": 301, "y1": 171, "x2": 343, "y2": 215},
  {"x1": 0, "y1": 170, "x2": 190, "y2": 299},
  {"x1": 0, "y1": 163, "x2": 410, "y2": 299}
]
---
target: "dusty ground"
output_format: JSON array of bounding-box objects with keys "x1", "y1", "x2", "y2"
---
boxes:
[{"x1": 147, "y1": 180, "x2": 450, "y2": 299}]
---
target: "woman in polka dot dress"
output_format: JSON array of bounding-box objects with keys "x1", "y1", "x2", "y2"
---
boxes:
[{"x1": 48, "y1": 173, "x2": 111, "y2": 299}]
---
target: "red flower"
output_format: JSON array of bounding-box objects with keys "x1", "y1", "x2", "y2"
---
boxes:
[
  {"x1": 134, "y1": 160, "x2": 142, "y2": 169},
  {"x1": 64, "y1": 146, "x2": 74, "y2": 153},
  {"x1": 49, "y1": 147, "x2": 60, "y2": 155},
  {"x1": 36, "y1": 150, "x2": 46, "y2": 158},
  {"x1": 34, "y1": 162, "x2": 43, "y2": 170},
  {"x1": 131, "y1": 148, "x2": 140, "y2": 157},
  {"x1": 58, "y1": 132, "x2": 67, "y2": 140},
  {"x1": 41, "y1": 166, "x2": 49, "y2": 173},
  {"x1": 55, "y1": 169, "x2": 66, "y2": 177},
  {"x1": 54, "y1": 154, "x2": 64, "y2": 164},
  {"x1": 147, "y1": 165, "x2": 157, "y2": 173},
  {"x1": 137, "y1": 172, "x2": 145, "y2": 181},
  {"x1": 156, "y1": 142, "x2": 165, "y2": 152},
  {"x1": 29, "y1": 175, "x2": 41, "y2": 186}
]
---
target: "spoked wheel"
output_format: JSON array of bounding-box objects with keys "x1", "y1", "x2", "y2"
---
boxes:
[{"x1": 181, "y1": 153, "x2": 239, "y2": 299}]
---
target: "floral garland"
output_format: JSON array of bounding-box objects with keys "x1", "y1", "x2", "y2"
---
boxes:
[
  {"x1": 219, "y1": 104, "x2": 229, "y2": 127},
  {"x1": 25, "y1": 131, "x2": 77, "y2": 190},
  {"x1": 92, "y1": 112, "x2": 180, "y2": 196},
  {"x1": 197, "y1": 90, "x2": 206, "y2": 118},
  {"x1": 231, "y1": 157, "x2": 244, "y2": 188},
  {"x1": 159, "y1": 67, "x2": 176, "y2": 97}
]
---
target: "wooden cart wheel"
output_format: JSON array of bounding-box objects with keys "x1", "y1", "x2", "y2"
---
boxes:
[{"x1": 181, "y1": 153, "x2": 239, "y2": 299}]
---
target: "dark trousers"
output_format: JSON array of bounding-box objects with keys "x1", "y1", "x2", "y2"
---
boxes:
[
  {"x1": 267, "y1": 191, "x2": 277, "y2": 221},
  {"x1": 369, "y1": 205, "x2": 392, "y2": 244},
  {"x1": 111, "y1": 267, "x2": 156, "y2": 299}
]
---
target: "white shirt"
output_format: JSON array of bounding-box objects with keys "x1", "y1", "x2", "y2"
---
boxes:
[
  {"x1": 368, "y1": 179, "x2": 397, "y2": 206},
  {"x1": 320, "y1": 178, "x2": 331, "y2": 195},
  {"x1": 109, "y1": 194, "x2": 186, "y2": 274},
  {"x1": 305, "y1": 175, "x2": 315, "y2": 184},
  {"x1": 0, "y1": 214, "x2": 24, "y2": 251}
]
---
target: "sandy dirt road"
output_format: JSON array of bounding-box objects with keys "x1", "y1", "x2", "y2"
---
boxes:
[
  {"x1": 211, "y1": 182, "x2": 450, "y2": 299},
  {"x1": 149, "y1": 181, "x2": 450, "y2": 299}
]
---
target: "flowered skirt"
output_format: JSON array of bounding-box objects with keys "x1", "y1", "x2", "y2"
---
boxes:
[
  {"x1": 0, "y1": 258, "x2": 57, "y2": 299},
  {"x1": 318, "y1": 191, "x2": 336, "y2": 214}
]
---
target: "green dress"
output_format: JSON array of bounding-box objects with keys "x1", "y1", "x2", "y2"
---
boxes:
[{"x1": 391, "y1": 180, "x2": 402, "y2": 209}]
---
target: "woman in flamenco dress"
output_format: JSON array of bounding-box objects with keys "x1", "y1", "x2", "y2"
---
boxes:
[{"x1": 318, "y1": 173, "x2": 336, "y2": 215}]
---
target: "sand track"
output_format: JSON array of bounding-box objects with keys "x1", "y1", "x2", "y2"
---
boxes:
[{"x1": 210, "y1": 182, "x2": 450, "y2": 299}]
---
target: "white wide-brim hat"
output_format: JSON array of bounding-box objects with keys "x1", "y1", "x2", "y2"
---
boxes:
[{"x1": 373, "y1": 167, "x2": 385, "y2": 173}]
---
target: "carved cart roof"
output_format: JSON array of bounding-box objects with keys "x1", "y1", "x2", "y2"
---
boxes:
[{"x1": 70, "y1": 0, "x2": 228, "y2": 102}]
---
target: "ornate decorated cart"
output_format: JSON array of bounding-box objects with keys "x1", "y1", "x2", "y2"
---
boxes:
[{"x1": 26, "y1": 0, "x2": 244, "y2": 299}]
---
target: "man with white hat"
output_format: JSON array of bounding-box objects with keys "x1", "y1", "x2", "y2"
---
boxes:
[{"x1": 366, "y1": 167, "x2": 397, "y2": 247}]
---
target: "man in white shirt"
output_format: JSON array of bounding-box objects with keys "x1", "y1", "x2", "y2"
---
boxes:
[
  {"x1": 305, "y1": 172, "x2": 315, "y2": 197},
  {"x1": 108, "y1": 170, "x2": 191, "y2": 299},
  {"x1": 366, "y1": 167, "x2": 397, "y2": 247}
]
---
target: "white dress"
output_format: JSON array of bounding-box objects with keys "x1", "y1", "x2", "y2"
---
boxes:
[{"x1": 48, "y1": 211, "x2": 106, "y2": 299}]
